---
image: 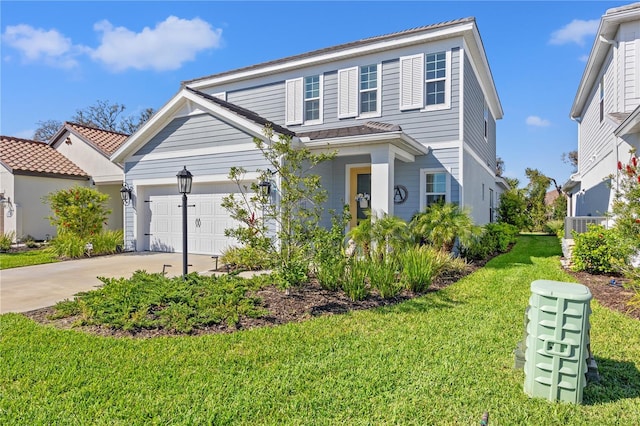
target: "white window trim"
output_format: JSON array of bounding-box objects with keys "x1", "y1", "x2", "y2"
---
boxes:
[
  {"x1": 421, "y1": 49, "x2": 452, "y2": 112},
  {"x1": 419, "y1": 168, "x2": 450, "y2": 211},
  {"x1": 357, "y1": 63, "x2": 382, "y2": 119},
  {"x1": 303, "y1": 74, "x2": 323, "y2": 125},
  {"x1": 212, "y1": 92, "x2": 226, "y2": 101}
]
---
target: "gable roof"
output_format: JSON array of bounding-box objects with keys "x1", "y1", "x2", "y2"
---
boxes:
[
  {"x1": 0, "y1": 136, "x2": 88, "y2": 179},
  {"x1": 297, "y1": 121, "x2": 402, "y2": 140},
  {"x1": 186, "y1": 88, "x2": 295, "y2": 136},
  {"x1": 185, "y1": 18, "x2": 502, "y2": 120},
  {"x1": 50, "y1": 122, "x2": 129, "y2": 158},
  {"x1": 571, "y1": 2, "x2": 640, "y2": 118}
]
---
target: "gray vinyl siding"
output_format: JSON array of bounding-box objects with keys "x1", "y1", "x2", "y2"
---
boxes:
[
  {"x1": 210, "y1": 46, "x2": 462, "y2": 146},
  {"x1": 463, "y1": 53, "x2": 496, "y2": 173},
  {"x1": 134, "y1": 114, "x2": 257, "y2": 156}
]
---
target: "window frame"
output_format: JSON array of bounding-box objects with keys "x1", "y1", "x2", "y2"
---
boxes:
[
  {"x1": 285, "y1": 75, "x2": 323, "y2": 126},
  {"x1": 420, "y1": 168, "x2": 451, "y2": 210},
  {"x1": 358, "y1": 63, "x2": 381, "y2": 118},
  {"x1": 338, "y1": 64, "x2": 381, "y2": 119},
  {"x1": 399, "y1": 49, "x2": 452, "y2": 112},
  {"x1": 303, "y1": 74, "x2": 323, "y2": 125}
]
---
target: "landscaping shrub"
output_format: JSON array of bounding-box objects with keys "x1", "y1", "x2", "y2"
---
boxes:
[
  {"x1": 571, "y1": 224, "x2": 628, "y2": 274},
  {"x1": 44, "y1": 186, "x2": 111, "y2": 238},
  {"x1": 315, "y1": 257, "x2": 345, "y2": 291},
  {"x1": 221, "y1": 246, "x2": 273, "y2": 270},
  {"x1": 369, "y1": 259, "x2": 402, "y2": 299},
  {"x1": 0, "y1": 231, "x2": 15, "y2": 251},
  {"x1": 48, "y1": 232, "x2": 86, "y2": 258},
  {"x1": 89, "y1": 230, "x2": 123, "y2": 255},
  {"x1": 399, "y1": 245, "x2": 449, "y2": 292},
  {"x1": 411, "y1": 203, "x2": 478, "y2": 252},
  {"x1": 342, "y1": 259, "x2": 370, "y2": 301},
  {"x1": 460, "y1": 222, "x2": 518, "y2": 261},
  {"x1": 544, "y1": 219, "x2": 564, "y2": 238},
  {"x1": 48, "y1": 230, "x2": 123, "y2": 259},
  {"x1": 51, "y1": 271, "x2": 267, "y2": 333}
]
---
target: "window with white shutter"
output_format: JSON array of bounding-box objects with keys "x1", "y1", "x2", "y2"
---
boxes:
[
  {"x1": 285, "y1": 78, "x2": 303, "y2": 125},
  {"x1": 400, "y1": 50, "x2": 451, "y2": 111},
  {"x1": 338, "y1": 64, "x2": 381, "y2": 119}
]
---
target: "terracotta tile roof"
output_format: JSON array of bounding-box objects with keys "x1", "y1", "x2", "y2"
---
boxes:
[
  {"x1": 0, "y1": 136, "x2": 88, "y2": 178},
  {"x1": 184, "y1": 18, "x2": 474, "y2": 85},
  {"x1": 297, "y1": 121, "x2": 402, "y2": 140},
  {"x1": 186, "y1": 88, "x2": 296, "y2": 137},
  {"x1": 65, "y1": 122, "x2": 129, "y2": 156}
]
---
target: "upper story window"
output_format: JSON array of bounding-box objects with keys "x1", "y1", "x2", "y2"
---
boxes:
[
  {"x1": 399, "y1": 50, "x2": 452, "y2": 111},
  {"x1": 285, "y1": 75, "x2": 323, "y2": 125},
  {"x1": 425, "y1": 52, "x2": 446, "y2": 106},
  {"x1": 338, "y1": 64, "x2": 381, "y2": 119},
  {"x1": 304, "y1": 76, "x2": 321, "y2": 121},
  {"x1": 484, "y1": 101, "x2": 489, "y2": 140},
  {"x1": 599, "y1": 76, "x2": 604, "y2": 122}
]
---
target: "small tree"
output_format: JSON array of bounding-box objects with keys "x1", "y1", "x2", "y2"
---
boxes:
[
  {"x1": 45, "y1": 187, "x2": 111, "y2": 238},
  {"x1": 524, "y1": 168, "x2": 552, "y2": 231},
  {"x1": 222, "y1": 125, "x2": 337, "y2": 287},
  {"x1": 610, "y1": 150, "x2": 640, "y2": 260},
  {"x1": 497, "y1": 179, "x2": 527, "y2": 230},
  {"x1": 411, "y1": 202, "x2": 477, "y2": 253}
]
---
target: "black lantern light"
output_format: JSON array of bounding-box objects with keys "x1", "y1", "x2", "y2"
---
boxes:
[
  {"x1": 177, "y1": 166, "x2": 193, "y2": 279},
  {"x1": 120, "y1": 183, "x2": 133, "y2": 205},
  {"x1": 258, "y1": 179, "x2": 272, "y2": 196}
]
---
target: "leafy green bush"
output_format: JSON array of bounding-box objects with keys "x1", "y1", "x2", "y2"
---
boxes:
[
  {"x1": 369, "y1": 259, "x2": 401, "y2": 299},
  {"x1": 48, "y1": 230, "x2": 123, "y2": 258},
  {"x1": 51, "y1": 271, "x2": 267, "y2": 333},
  {"x1": 0, "y1": 231, "x2": 15, "y2": 251},
  {"x1": 571, "y1": 225, "x2": 628, "y2": 274},
  {"x1": 44, "y1": 186, "x2": 111, "y2": 238},
  {"x1": 544, "y1": 220, "x2": 564, "y2": 238},
  {"x1": 342, "y1": 259, "x2": 370, "y2": 301},
  {"x1": 399, "y1": 246, "x2": 450, "y2": 292},
  {"x1": 221, "y1": 245, "x2": 273, "y2": 270},
  {"x1": 314, "y1": 257, "x2": 345, "y2": 291},
  {"x1": 411, "y1": 203, "x2": 478, "y2": 252},
  {"x1": 48, "y1": 232, "x2": 86, "y2": 258},
  {"x1": 460, "y1": 222, "x2": 518, "y2": 261}
]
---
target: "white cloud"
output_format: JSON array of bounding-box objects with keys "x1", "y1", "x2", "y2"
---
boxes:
[
  {"x1": 526, "y1": 116, "x2": 551, "y2": 127},
  {"x1": 549, "y1": 19, "x2": 599, "y2": 46},
  {"x1": 13, "y1": 129, "x2": 36, "y2": 140},
  {"x1": 1, "y1": 24, "x2": 83, "y2": 68},
  {"x1": 579, "y1": 54, "x2": 590, "y2": 63},
  {"x1": 90, "y1": 16, "x2": 222, "y2": 72}
]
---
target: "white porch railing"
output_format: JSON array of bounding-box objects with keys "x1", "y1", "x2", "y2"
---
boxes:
[{"x1": 563, "y1": 216, "x2": 609, "y2": 239}]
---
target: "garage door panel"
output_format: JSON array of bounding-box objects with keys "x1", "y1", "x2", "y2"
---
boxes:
[{"x1": 147, "y1": 191, "x2": 242, "y2": 255}]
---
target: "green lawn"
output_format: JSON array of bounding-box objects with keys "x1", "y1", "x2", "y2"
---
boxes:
[
  {"x1": 1, "y1": 235, "x2": 639, "y2": 425},
  {"x1": 0, "y1": 248, "x2": 59, "y2": 269}
]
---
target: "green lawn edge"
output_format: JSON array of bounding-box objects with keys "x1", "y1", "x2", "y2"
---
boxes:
[
  {"x1": 1, "y1": 235, "x2": 638, "y2": 425},
  {"x1": 0, "y1": 248, "x2": 59, "y2": 269}
]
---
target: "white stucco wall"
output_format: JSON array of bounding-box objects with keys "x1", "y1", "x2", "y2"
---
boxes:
[
  {"x1": 14, "y1": 175, "x2": 89, "y2": 241},
  {"x1": 95, "y1": 183, "x2": 123, "y2": 231},
  {"x1": 54, "y1": 132, "x2": 123, "y2": 184},
  {"x1": 0, "y1": 166, "x2": 16, "y2": 238}
]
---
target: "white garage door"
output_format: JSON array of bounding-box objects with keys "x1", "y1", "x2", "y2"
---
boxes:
[{"x1": 148, "y1": 193, "x2": 239, "y2": 255}]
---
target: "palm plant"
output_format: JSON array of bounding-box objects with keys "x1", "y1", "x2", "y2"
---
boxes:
[
  {"x1": 411, "y1": 203, "x2": 478, "y2": 252},
  {"x1": 370, "y1": 213, "x2": 410, "y2": 261}
]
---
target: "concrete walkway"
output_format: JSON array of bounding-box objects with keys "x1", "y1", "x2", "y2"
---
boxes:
[{"x1": 0, "y1": 252, "x2": 221, "y2": 314}]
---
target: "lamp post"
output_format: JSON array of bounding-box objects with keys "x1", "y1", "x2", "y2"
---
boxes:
[{"x1": 177, "y1": 166, "x2": 193, "y2": 279}]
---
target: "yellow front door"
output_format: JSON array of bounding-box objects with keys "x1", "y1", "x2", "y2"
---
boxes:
[{"x1": 349, "y1": 166, "x2": 371, "y2": 228}]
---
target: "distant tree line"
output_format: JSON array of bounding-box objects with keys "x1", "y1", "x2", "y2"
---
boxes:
[{"x1": 33, "y1": 100, "x2": 154, "y2": 142}]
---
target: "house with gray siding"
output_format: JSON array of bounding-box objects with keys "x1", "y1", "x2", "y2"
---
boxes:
[
  {"x1": 112, "y1": 17, "x2": 504, "y2": 255},
  {"x1": 565, "y1": 2, "x2": 640, "y2": 218}
]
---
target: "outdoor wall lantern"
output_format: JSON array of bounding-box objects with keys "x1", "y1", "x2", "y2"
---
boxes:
[
  {"x1": 120, "y1": 183, "x2": 133, "y2": 205},
  {"x1": 177, "y1": 166, "x2": 193, "y2": 279},
  {"x1": 258, "y1": 180, "x2": 272, "y2": 196}
]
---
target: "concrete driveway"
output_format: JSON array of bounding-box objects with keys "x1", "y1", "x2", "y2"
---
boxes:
[{"x1": 0, "y1": 252, "x2": 220, "y2": 314}]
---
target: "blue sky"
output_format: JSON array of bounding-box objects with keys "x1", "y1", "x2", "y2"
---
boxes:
[{"x1": 0, "y1": 1, "x2": 626, "y2": 186}]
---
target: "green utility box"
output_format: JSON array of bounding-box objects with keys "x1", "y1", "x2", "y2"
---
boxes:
[{"x1": 524, "y1": 280, "x2": 592, "y2": 404}]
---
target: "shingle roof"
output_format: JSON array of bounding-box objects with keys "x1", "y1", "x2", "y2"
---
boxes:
[
  {"x1": 608, "y1": 112, "x2": 632, "y2": 126},
  {"x1": 297, "y1": 121, "x2": 402, "y2": 140},
  {"x1": 186, "y1": 87, "x2": 296, "y2": 137},
  {"x1": 184, "y1": 18, "x2": 475, "y2": 85},
  {"x1": 65, "y1": 122, "x2": 129, "y2": 156},
  {"x1": 0, "y1": 136, "x2": 88, "y2": 178}
]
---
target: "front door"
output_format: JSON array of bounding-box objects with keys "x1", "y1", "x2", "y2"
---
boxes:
[{"x1": 349, "y1": 166, "x2": 371, "y2": 228}]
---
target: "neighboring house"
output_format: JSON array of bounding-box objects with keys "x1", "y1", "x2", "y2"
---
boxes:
[
  {"x1": 49, "y1": 122, "x2": 129, "y2": 230},
  {"x1": 0, "y1": 136, "x2": 89, "y2": 240},
  {"x1": 565, "y1": 2, "x2": 640, "y2": 218},
  {"x1": 112, "y1": 17, "x2": 504, "y2": 255}
]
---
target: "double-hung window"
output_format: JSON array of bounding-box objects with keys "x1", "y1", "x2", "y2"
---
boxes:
[
  {"x1": 400, "y1": 49, "x2": 451, "y2": 111},
  {"x1": 285, "y1": 75, "x2": 323, "y2": 125},
  {"x1": 420, "y1": 169, "x2": 450, "y2": 209},
  {"x1": 484, "y1": 101, "x2": 489, "y2": 140},
  {"x1": 338, "y1": 64, "x2": 381, "y2": 118}
]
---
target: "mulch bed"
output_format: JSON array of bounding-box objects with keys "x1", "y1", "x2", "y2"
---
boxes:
[{"x1": 21, "y1": 256, "x2": 638, "y2": 339}]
